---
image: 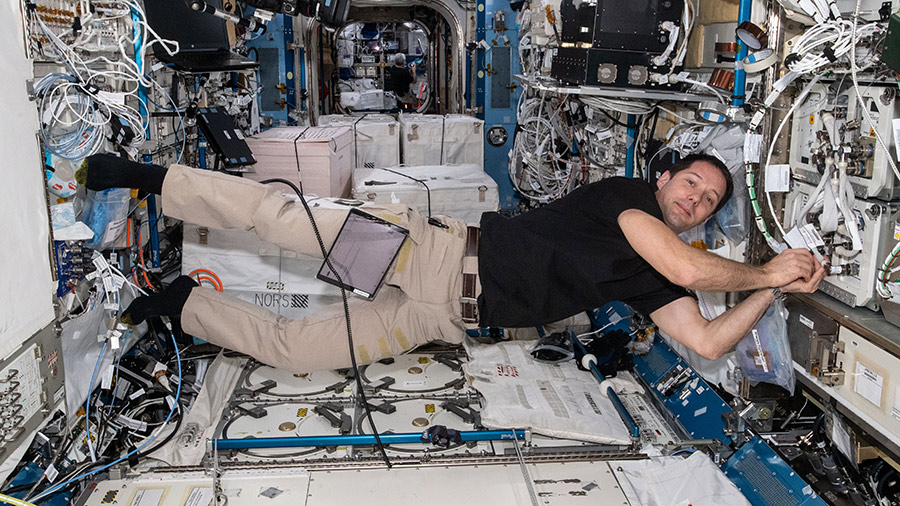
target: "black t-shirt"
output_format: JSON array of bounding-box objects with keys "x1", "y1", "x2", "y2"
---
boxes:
[
  {"x1": 477, "y1": 177, "x2": 689, "y2": 328},
  {"x1": 385, "y1": 66, "x2": 414, "y2": 96}
]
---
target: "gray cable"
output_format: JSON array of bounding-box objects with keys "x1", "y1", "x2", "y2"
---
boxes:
[{"x1": 511, "y1": 429, "x2": 539, "y2": 506}]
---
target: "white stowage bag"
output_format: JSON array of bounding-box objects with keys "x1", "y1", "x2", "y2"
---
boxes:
[
  {"x1": 463, "y1": 341, "x2": 631, "y2": 445},
  {"x1": 149, "y1": 352, "x2": 246, "y2": 466},
  {"x1": 612, "y1": 452, "x2": 752, "y2": 506}
]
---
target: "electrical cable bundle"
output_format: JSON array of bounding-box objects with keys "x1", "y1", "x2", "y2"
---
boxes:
[
  {"x1": 27, "y1": 0, "x2": 183, "y2": 160},
  {"x1": 508, "y1": 92, "x2": 579, "y2": 202},
  {"x1": 785, "y1": 18, "x2": 882, "y2": 75}
]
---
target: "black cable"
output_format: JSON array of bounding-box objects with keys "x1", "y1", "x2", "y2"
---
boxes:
[
  {"x1": 135, "y1": 402, "x2": 184, "y2": 458},
  {"x1": 597, "y1": 107, "x2": 629, "y2": 127},
  {"x1": 374, "y1": 167, "x2": 448, "y2": 229},
  {"x1": 290, "y1": 129, "x2": 310, "y2": 195},
  {"x1": 259, "y1": 177, "x2": 392, "y2": 468}
]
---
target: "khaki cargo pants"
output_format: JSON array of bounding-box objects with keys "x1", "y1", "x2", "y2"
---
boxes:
[{"x1": 162, "y1": 164, "x2": 469, "y2": 373}]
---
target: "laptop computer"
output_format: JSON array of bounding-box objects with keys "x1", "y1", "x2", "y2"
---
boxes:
[
  {"x1": 317, "y1": 208, "x2": 409, "y2": 299},
  {"x1": 143, "y1": 0, "x2": 258, "y2": 72}
]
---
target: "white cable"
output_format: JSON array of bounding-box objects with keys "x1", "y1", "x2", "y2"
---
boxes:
[
  {"x1": 763, "y1": 74, "x2": 823, "y2": 239},
  {"x1": 847, "y1": 0, "x2": 900, "y2": 297},
  {"x1": 680, "y1": 76, "x2": 728, "y2": 104}
]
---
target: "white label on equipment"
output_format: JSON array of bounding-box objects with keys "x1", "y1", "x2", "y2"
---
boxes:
[
  {"x1": 129, "y1": 388, "x2": 146, "y2": 400},
  {"x1": 753, "y1": 330, "x2": 769, "y2": 372},
  {"x1": 893, "y1": 222, "x2": 900, "y2": 241},
  {"x1": 596, "y1": 129, "x2": 613, "y2": 141},
  {"x1": 693, "y1": 406, "x2": 707, "y2": 417},
  {"x1": 831, "y1": 415, "x2": 853, "y2": 460},
  {"x1": 92, "y1": 255, "x2": 109, "y2": 272},
  {"x1": 743, "y1": 133, "x2": 763, "y2": 163},
  {"x1": 130, "y1": 488, "x2": 165, "y2": 506},
  {"x1": 798, "y1": 223, "x2": 826, "y2": 250},
  {"x1": 44, "y1": 464, "x2": 59, "y2": 482},
  {"x1": 854, "y1": 362, "x2": 883, "y2": 408},
  {"x1": 101, "y1": 364, "x2": 114, "y2": 390},
  {"x1": 185, "y1": 487, "x2": 214, "y2": 506},
  {"x1": 105, "y1": 217, "x2": 127, "y2": 245},
  {"x1": 799, "y1": 314, "x2": 815, "y2": 330},
  {"x1": 765, "y1": 164, "x2": 791, "y2": 193},
  {"x1": 115, "y1": 378, "x2": 130, "y2": 399},
  {"x1": 403, "y1": 380, "x2": 428, "y2": 388}
]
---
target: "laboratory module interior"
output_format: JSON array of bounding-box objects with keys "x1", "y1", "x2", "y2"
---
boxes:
[{"x1": 6, "y1": 0, "x2": 900, "y2": 503}]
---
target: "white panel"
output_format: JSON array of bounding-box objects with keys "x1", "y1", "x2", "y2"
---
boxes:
[
  {"x1": 306, "y1": 461, "x2": 628, "y2": 506},
  {"x1": 0, "y1": 0, "x2": 55, "y2": 359},
  {"x1": 833, "y1": 327, "x2": 900, "y2": 440},
  {"x1": 84, "y1": 469, "x2": 312, "y2": 506}
]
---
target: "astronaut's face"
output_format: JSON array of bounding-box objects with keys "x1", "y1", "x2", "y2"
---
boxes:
[{"x1": 655, "y1": 161, "x2": 727, "y2": 233}]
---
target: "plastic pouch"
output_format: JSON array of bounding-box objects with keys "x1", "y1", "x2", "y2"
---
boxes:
[
  {"x1": 736, "y1": 299, "x2": 795, "y2": 393},
  {"x1": 715, "y1": 167, "x2": 749, "y2": 243},
  {"x1": 529, "y1": 331, "x2": 575, "y2": 363},
  {"x1": 82, "y1": 188, "x2": 130, "y2": 250}
]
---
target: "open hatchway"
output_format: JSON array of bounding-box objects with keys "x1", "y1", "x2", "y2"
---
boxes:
[{"x1": 301, "y1": 0, "x2": 470, "y2": 117}]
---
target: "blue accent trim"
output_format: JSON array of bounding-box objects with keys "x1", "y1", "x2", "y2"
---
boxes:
[
  {"x1": 283, "y1": 15, "x2": 297, "y2": 123},
  {"x1": 212, "y1": 430, "x2": 529, "y2": 449},
  {"x1": 625, "y1": 115, "x2": 636, "y2": 178},
  {"x1": 475, "y1": 3, "x2": 486, "y2": 118},
  {"x1": 723, "y1": 436, "x2": 828, "y2": 506},
  {"x1": 299, "y1": 47, "x2": 307, "y2": 111},
  {"x1": 465, "y1": 47, "x2": 472, "y2": 109},
  {"x1": 570, "y1": 335, "x2": 640, "y2": 439},
  {"x1": 733, "y1": 0, "x2": 752, "y2": 106},
  {"x1": 133, "y1": 9, "x2": 160, "y2": 269},
  {"x1": 631, "y1": 338, "x2": 734, "y2": 445}
]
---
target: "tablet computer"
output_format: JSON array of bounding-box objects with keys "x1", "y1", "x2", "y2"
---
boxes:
[{"x1": 316, "y1": 208, "x2": 409, "y2": 299}]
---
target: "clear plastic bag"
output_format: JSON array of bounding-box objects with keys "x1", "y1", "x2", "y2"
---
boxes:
[
  {"x1": 715, "y1": 169, "x2": 749, "y2": 243},
  {"x1": 736, "y1": 299, "x2": 795, "y2": 394},
  {"x1": 82, "y1": 188, "x2": 130, "y2": 249}
]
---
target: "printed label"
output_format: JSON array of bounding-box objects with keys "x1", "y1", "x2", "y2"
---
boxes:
[
  {"x1": 753, "y1": 330, "x2": 769, "y2": 372},
  {"x1": 101, "y1": 364, "x2": 114, "y2": 390},
  {"x1": 185, "y1": 487, "x2": 214, "y2": 506},
  {"x1": 765, "y1": 164, "x2": 791, "y2": 193},
  {"x1": 854, "y1": 362, "x2": 883, "y2": 408},
  {"x1": 743, "y1": 133, "x2": 762, "y2": 163},
  {"x1": 129, "y1": 488, "x2": 164, "y2": 506},
  {"x1": 799, "y1": 314, "x2": 815, "y2": 330}
]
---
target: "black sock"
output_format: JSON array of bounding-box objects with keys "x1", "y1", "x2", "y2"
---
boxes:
[
  {"x1": 75, "y1": 154, "x2": 168, "y2": 194},
  {"x1": 122, "y1": 276, "x2": 198, "y2": 325}
]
